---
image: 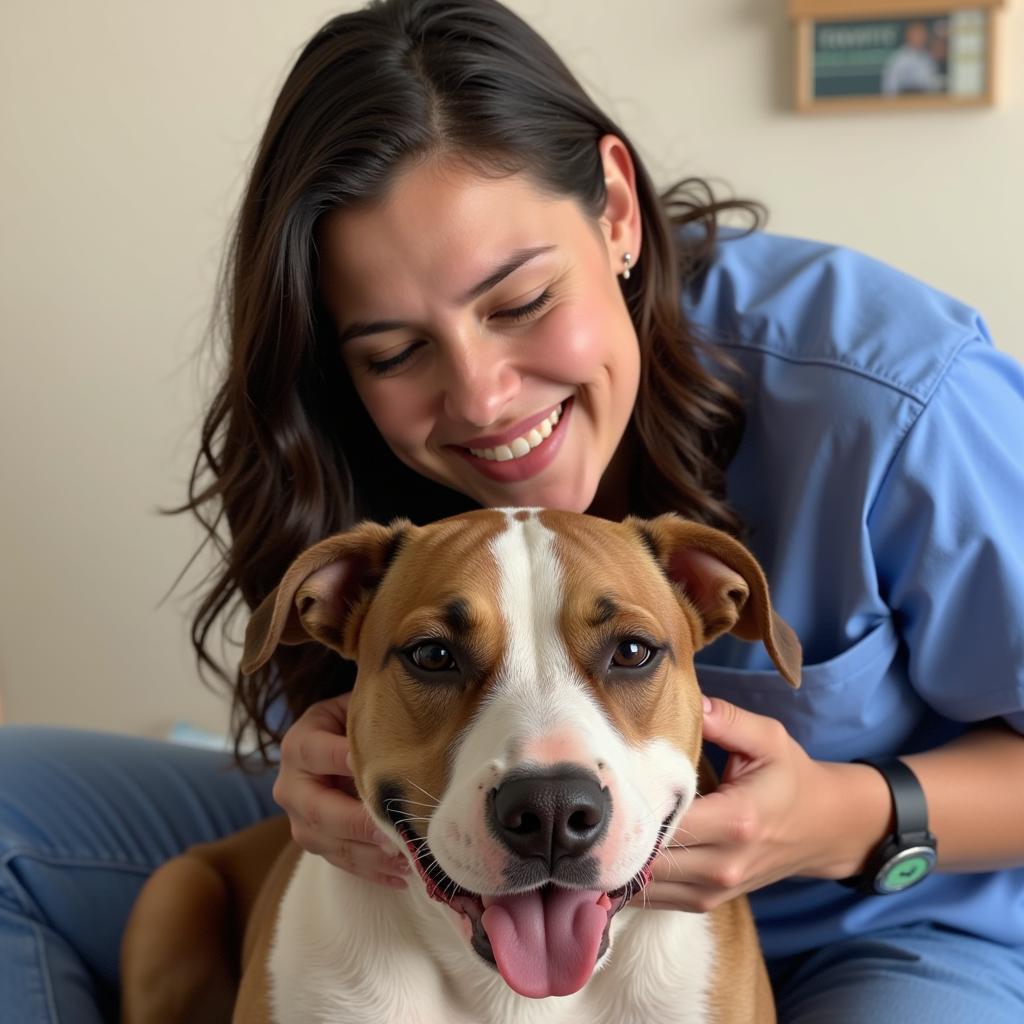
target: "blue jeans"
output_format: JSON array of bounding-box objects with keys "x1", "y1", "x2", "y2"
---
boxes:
[
  {"x1": 3, "y1": 728, "x2": 1023, "y2": 1022},
  {"x1": 0, "y1": 726, "x2": 277, "y2": 1023},
  {"x1": 769, "y1": 923, "x2": 1024, "y2": 1022}
]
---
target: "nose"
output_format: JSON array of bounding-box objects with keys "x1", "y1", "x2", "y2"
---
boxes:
[
  {"x1": 489, "y1": 768, "x2": 610, "y2": 868},
  {"x1": 441, "y1": 340, "x2": 519, "y2": 427}
]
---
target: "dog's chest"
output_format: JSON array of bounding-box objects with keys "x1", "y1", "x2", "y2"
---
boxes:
[{"x1": 268, "y1": 856, "x2": 716, "y2": 1024}]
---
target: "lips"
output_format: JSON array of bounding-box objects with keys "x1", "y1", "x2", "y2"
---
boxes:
[
  {"x1": 450, "y1": 398, "x2": 572, "y2": 483},
  {"x1": 467, "y1": 404, "x2": 563, "y2": 462}
]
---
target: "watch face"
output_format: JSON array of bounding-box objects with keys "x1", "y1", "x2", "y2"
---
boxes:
[{"x1": 876, "y1": 846, "x2": 937, "y2": 894}]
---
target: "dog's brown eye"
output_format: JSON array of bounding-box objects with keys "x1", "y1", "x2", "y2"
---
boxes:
[
  {"x1": 612, "y1": 639, "x2": 653, "y2": 668},
  {"x1": 410, "y1": 642, "x2": 456, "y2": 672}
]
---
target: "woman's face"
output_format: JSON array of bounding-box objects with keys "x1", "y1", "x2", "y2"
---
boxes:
[{"x1": 318, "y1": 150, "x2": 641, "y2": 515}]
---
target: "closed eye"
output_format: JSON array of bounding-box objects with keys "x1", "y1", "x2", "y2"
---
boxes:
[
  {"x1": 490, "y1": 288, "x2": 552, "y2": 324},
  {"x1": 365, "y1": 340, "x2": 425, "y2": 377},
  {"x1": 361, "y1": 288, "x2": 552, "y2": 375}
]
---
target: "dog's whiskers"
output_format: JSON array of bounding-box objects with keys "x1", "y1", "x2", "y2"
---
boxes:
[
  {"x1": 391, "y1": 815, "x2": 431, "y2": 828},
  {"x1": 671, "y1": 823, "x2": 696, "y2": 847},
  {"x1": 655, "y1": 846, "x2": 687, "y2": 880},
  {"x1": 402, "y1": 777, "x2": 442, "y2": 805}
]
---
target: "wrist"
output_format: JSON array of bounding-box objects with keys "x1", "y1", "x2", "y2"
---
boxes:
[{"x1": 815, "y1": 761, "x2": 893, "y2": 880}]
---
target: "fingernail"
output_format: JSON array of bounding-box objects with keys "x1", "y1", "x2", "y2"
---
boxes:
[{"x1": 702, "y1": 696, "x2": 713, "y2": 715}]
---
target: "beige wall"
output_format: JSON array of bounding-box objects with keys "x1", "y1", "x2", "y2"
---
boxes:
[{"x1": 2, "y1": 1, "x2": 1022, "y2": 738}]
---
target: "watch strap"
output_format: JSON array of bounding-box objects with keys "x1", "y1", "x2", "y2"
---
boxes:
[{"x1": 854, "y1": 757, "x2": 930, "y2": 839}]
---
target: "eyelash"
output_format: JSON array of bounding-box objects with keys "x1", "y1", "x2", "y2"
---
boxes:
[
  {"x1": 491, "y1": 288, "x2": 553, "y2": 323},
  {"x1": 365, "y1": 342, "x2": 422, "y2": 376},
  {"x1": 363, "y1": 289, "x2": 554, "y2": 377}
]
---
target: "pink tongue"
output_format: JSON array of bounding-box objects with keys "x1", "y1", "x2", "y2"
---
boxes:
[{"x1": 481, "y1": 887, "x2": 611, "y2": 998}]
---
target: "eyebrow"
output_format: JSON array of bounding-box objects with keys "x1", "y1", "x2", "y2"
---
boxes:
[
  {"x1": 589, "y1": 596, "x2": 620, "y2": 627},
  {"x1": 442, "y1": 598, "x2": 471, "y2": 636},
  {"x1": 336, "y1": 244, "x2": 556, "y2": 345}
]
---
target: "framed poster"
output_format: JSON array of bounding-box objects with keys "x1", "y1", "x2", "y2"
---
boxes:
[{"x1": 790, "y1": 0, "x2": 1006, "y2": 111}]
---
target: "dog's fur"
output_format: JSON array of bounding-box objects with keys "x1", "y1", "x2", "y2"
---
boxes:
[{"x1": 122, "y1": 510, "x2": 800, "y2": 1023}]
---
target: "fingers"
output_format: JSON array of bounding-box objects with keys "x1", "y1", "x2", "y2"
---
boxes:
[
  {"x1": 628, "y1": 840, "x2": 741, "y2": 912},
  {"x1": 301, "y1": 787, "x2": 411, "y2": 881},
  {"x1": 276, "y1": 770, "x2": 372, "y2": 844},
  {"x1": 318, "y1": 833, "x2": 413, "y2": 888},
  {"x1": 700, "y1": 696, "x2": 787, "y2": 759},
  {"x1": 276, "y1": 695, "x2": 411, "y2": 887},
  {"x1": 628, "y1": 879, "x2": 728, "y2": 914},
  {"x1": 671, "y1": 790, "x2": 759, "y2": 853},
  {"x1": 276, "y1": 774, "x2": 412, "y2": 886},
  {"x1": 281, "y1": 700, "x2": 353, "y2": 777}
]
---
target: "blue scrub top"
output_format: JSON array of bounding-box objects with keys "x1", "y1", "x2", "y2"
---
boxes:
[{"x1": 683, "y1": 231, "x2": 1024, "y2": 959}]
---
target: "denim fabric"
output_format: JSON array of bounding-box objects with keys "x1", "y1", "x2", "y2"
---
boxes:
[
  {"x1": 770, "y1": 922, "x2": 1024, "y2": 1023},
  {"x1": 0, "y1": 726, "x2": 278, "y2": 1023}
]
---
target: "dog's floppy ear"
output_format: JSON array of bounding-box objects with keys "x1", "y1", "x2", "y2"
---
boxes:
[
  {"x1": 630, "y1": 513, "x2": 801, "y2": 688},
  {"x1": 240, "y1": 519, "x2": 411, "y2": 675}
]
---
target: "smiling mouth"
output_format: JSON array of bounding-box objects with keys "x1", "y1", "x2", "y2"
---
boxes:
[
  {"x1": 385, "y1": 796, "x2": 680, "y2": 998},
  {"x1": 466, "y1": 402, "x2": 564, "y2": 462}
]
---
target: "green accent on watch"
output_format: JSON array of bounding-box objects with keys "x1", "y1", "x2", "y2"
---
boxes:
[
  {"x1": 878, "y1": 848, "x2": 938, "y2": 894},
  {"x1": 885, "y1": 856, "x2": 930, "y2": 889}
]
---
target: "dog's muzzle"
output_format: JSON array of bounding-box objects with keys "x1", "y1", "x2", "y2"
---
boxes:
[{"x1": 381, "y1": 774, "x2": 680, "y2": 1000}]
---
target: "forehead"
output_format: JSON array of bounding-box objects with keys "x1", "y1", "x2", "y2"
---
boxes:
[
  {"x1": 369, "y1": 510, "x2": 672, "y2": 629},
  {"x1": 317, "y1": 159, "x2": 587, "y2": 313}
]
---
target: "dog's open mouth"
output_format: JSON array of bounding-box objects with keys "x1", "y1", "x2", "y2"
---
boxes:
[{"x1": 386, "y1": 799, "x2": 679, "y2": 999}]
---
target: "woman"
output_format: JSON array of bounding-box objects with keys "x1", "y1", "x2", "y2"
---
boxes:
[{"x1": 2, "y1": 0, "x2": 1022, "y2": 1020}]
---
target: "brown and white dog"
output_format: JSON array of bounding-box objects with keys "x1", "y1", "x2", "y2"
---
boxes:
[{"x1": 121, "y1": 509, "x2": 800, "y2": 1024}]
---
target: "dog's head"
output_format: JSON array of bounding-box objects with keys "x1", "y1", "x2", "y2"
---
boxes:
[{"x1": 243, "y1": 509, "x2": 800, "y2": 999}]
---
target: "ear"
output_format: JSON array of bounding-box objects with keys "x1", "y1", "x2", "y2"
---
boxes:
[
  {"x1": 597, "y1": 133, "x2": 642, "y2": 273},
  {"x1": 240, "y1": 519, "x2": 411, "y2": 676},
  {"x1": 630, "y1": 513, "x2": 801, "y2": 688}
]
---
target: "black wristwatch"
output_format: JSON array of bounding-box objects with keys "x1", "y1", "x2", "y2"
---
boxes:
[{"x1": 839, "y1": 757, "x2": 938, "y2": 896}]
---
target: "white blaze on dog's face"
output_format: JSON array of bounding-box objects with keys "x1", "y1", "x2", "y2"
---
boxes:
[{"x1": 244, "y1": 507, "x2": 799, "y2": 1002}]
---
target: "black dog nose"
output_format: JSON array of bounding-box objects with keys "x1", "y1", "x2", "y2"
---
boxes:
[{"x1": 490, "y1": 768, "x2": 610, "y2": 866}]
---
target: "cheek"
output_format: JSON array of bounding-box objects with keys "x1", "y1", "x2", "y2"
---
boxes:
[
  {"x1": 352, "y1": 377, "x2": 433, "y2": 455},
  {"x1": 535, "y1": 299, "x2": 637, "y2": 382}
]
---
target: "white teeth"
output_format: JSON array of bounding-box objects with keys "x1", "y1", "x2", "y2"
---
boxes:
[{"x1": 468, "y1": 403, "x2": 563, "y2": 462}]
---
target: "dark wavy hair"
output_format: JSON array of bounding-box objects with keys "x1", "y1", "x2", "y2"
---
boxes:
[{"x1": 176, "y1": 0, "x2": 765, "y2": 764}]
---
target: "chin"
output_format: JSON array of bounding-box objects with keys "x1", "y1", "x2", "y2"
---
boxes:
[
  {"x1": 499, "y1": 492, "x2": 595, "y2": 516},
  {"x1": 495, "y1": 479, "x2": 600, "y2": 516},
  {"x1": 422, "y1": 457, "x2": 602, "y2": 517}
]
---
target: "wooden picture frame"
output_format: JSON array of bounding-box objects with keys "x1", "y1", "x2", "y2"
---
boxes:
[{"x1": 790, "y1": 0, "x2": 1006, "y2": 112}]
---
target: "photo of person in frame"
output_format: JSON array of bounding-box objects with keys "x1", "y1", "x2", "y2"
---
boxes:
[{"x1": 881, "y1": 18, "x2": 949, "y2": 95}]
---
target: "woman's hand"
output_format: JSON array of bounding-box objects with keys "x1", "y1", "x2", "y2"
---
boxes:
[
  {"x1": 274, "y1": 694, "x2": 411, "y2": 888},
  {"x1": 635, "y1": 696, "x2": 888, "y2": 913}
]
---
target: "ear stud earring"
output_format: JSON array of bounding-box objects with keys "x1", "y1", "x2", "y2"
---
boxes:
[{"x1": 620, "y1": 252, "x2": 633, "y2": 280}]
